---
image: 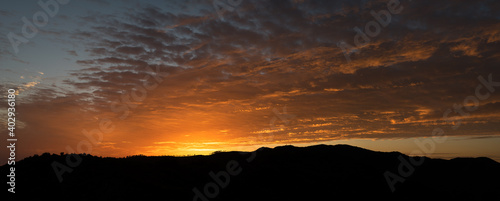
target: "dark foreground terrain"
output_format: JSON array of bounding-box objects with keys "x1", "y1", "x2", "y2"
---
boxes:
[{"x1": 3, "y1": 144, "x2": 500, "y2": 200}]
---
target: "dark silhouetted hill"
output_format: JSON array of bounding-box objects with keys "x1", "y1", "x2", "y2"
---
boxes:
[{"x1": 2, "y1": 144, "x2": 500, "y2": 200}]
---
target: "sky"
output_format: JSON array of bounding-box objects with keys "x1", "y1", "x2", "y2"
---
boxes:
[{"x1": 1, "y1": 0, "x2": 500, "y2": 162}]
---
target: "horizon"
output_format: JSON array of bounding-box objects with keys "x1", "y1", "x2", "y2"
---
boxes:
[
  {"x1": 1, "y1": 0, "x2": 500, "y2": 165},
  {"x1": 3, "y1": 137, "x2": 500, "y2": 163}
]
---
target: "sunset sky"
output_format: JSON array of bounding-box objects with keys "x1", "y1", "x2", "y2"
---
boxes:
[{"x1": 1, "y1": 0, "x2": 500, "y2": 162}]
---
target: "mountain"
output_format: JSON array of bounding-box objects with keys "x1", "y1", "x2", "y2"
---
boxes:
[{"x1": 3, "y1": 144, "x2": 500, "y2": 200}]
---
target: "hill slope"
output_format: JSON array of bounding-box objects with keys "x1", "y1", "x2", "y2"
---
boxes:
[{"x1": 2, "y1": 144, "x2": 500, "y2": 200}]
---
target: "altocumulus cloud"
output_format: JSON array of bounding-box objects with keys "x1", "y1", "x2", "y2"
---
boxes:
[{"x1": 3, "y1": 0, "x2": 500, "y2": 158}]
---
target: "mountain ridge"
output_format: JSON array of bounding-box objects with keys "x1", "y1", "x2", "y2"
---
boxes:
[{"x1": 3, "y1": 144, "x2": 499, "y2": 200}]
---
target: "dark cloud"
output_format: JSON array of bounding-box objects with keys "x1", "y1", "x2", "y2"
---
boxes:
[{"x1": 6, "y1": 0, "x2": 500, "y2": 158}]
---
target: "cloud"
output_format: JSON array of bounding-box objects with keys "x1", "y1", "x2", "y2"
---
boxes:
[
  {"x1": 5, "y1": 0, "x2": 500, "y2": 158},
  {"x1": 67, "y1": 50, "x2": 78, "y2": 56}
]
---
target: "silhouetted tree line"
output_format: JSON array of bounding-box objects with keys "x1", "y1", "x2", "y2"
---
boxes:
[{"x1": 2, "y1": 144, "x2": 500, "y2": 201}]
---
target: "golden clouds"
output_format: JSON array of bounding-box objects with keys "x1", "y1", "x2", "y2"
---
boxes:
[{"x1": 5, "y1": 0, "x2": 500, "y2": 160}]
